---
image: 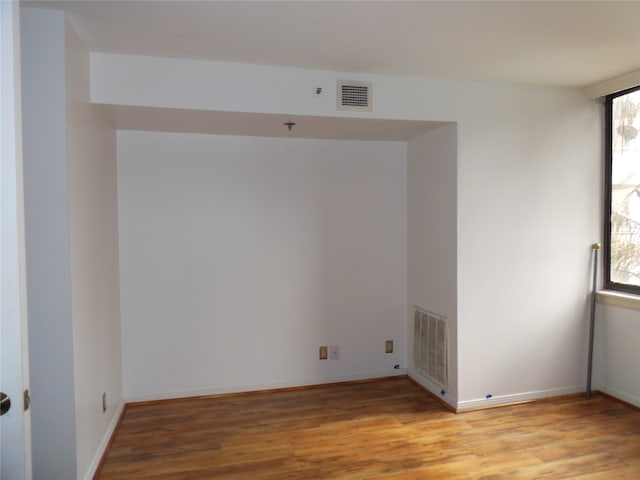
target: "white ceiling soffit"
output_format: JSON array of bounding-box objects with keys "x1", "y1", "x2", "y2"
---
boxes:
[
  {"x1": 24, "y1": 1, "x2": 640, "y2": 88},
  {"x1": 101, "y1": 105, "x2": 449, "y2": 141}
]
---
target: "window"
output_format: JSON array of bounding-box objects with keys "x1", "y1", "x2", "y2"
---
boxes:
[{"x1": 605, "y1": 85, "x2": 640, "y2": 294}]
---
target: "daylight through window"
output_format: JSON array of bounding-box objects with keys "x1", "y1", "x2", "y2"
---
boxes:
[{"x1": 606, "y1": 86, "x2": 640, "y2": 294}]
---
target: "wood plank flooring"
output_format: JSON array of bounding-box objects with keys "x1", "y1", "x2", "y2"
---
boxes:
[{"x1": 97, "y1": 377, "x2": 640, "y2": 479}]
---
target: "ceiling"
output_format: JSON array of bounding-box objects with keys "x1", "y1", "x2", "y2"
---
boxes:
[
  {"x1": 24, "y1": 0, "x2": 640, "y2": 88},
  {"x1": 21, "y1": 1, "x2": 640, "y2": 141}
]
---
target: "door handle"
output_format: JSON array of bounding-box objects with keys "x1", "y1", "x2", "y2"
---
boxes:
[{"x1": 0, "y1": 392, "x2": 11, "y2": 416}]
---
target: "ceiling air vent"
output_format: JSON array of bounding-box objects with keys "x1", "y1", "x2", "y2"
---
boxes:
[{"x1": 337, "y1": 80, "x2": 372, "y2": 112}]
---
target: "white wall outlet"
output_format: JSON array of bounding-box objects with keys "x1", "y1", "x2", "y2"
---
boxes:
[{"x1": 329, "y1": 345, "x2": 339, "y2": 360}]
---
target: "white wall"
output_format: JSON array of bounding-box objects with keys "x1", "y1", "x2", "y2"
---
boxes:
[
  {"x1": 117, "y1": 131, "x2": 407, "y2": 399},
  {"x1": 21, "y1": 9, "x2": 77, "y2": 478},
  {"x1": 65, "y1": 20, "x2": 123, "y2": 479},
  {"x1": 456, "y1": 85, "x2": 602, "y2": 408},
  {"x1": 95, "y1": 52, "x2": 603, "y2": 409},
  {"x1": 594, "y1": 302, "x2": 640, "y2": 407},
  {"x1": 91, "y1": 53, "x2": 458, "y2": 122},
  {"x1": 21, "y1": 8, "x2": 122, "y2": 479},
  {"x1": 407, "y1": 124, "x2": 458, "y2": 406}
]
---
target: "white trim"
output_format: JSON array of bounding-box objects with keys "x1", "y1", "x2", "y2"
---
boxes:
[
  {"x1": 585, "y1": 69, "x2": 640, "y2": 99},
  {"x1": 596, "y1": 290, "x2": 640, "y2": 311},
  {"x1": 456, "y1": 385, "x2": 586, "y2": 412},
  {"x1": 124, "y1": 370, "x2": 407, "y2": 403},
  {"x1": 407, "y1": 369, "x2": 456, "y2": 410},
  {"x1": 1, "y1": 2, "x2": 32, "y2": 478},
  {"x1": 82, "y1": 399, "x2": 125, "y2": 480},
  {"x1": 594, "y1": 384, "x2": 640, "y2": 409},
  {"x1": 597, "y1": 385, "x2": 640, "y2": 408}
]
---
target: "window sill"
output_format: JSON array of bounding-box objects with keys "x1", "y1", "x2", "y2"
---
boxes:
[{"x1": 596, "y1": 290, "x2": 640, "y2": 311}]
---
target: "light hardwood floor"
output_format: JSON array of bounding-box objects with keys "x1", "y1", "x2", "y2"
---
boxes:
[{"x1": 97, "y1": 377, "x2": 640, "y2": 479}]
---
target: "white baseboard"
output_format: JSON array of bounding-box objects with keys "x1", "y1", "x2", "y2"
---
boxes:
[
  {"x1": 83, "y1": 399, "x2": 125, "y2": 480},
  {"x1": 407, "y1": 370, "x2": 456, "y2": 410},
  {"x1": 594, "y1": 383, "x2": 640, "y2": 408},
  {"x1": 124, "y1": 369, "x2": 408, "y2": 403},
  {"x1": 456, "y1": 385, "x2": 587, "y2": 412}
]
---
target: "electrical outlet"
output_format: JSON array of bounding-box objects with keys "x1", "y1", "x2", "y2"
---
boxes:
[
  {"x1": 102, "y1": 392, "x2": 107, "y2": 413},
  {"x1": 329, "y1": 345, "x2": 339, "y2": 360},
  {"x1": 319, "y1": 346, "x2": 328, "y2": 360},
  {"x1": 385, "y1": 340, "x2": 394, "y2": 353}
]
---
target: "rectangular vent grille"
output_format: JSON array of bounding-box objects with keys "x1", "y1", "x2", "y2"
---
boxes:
[
  {"x1": 413, "y1": 307, "x2": 448, "y2": 387},
  {"x1": 337, "y1": 80, "x2": 372, "y2": 111}
]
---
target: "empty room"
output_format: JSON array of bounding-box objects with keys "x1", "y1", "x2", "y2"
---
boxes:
[{"x1": 2, "y1": 1, "x2": 639, "y2": 479}]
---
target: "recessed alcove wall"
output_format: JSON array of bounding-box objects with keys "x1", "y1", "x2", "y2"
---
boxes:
[{"x1": 116, "y1": 122, "x2": 456, "y2": 400}]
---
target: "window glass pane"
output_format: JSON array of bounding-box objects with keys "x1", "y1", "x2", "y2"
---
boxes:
[{"x1": 610, "y1": 88, "x2": 640, "y2": 287}]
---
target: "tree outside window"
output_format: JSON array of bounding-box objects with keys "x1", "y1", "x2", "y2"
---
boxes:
[{"x1": 608, "y1": 87, "x2": 640, "y2": 292}]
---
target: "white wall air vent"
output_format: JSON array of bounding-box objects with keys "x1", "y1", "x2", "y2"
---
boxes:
[
  {"x1": 337, "y1": 80, "x2": 372, "y2": 112},
  {"x1": 413, "y1": 307, "x2": 448, "y2": 387}
]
